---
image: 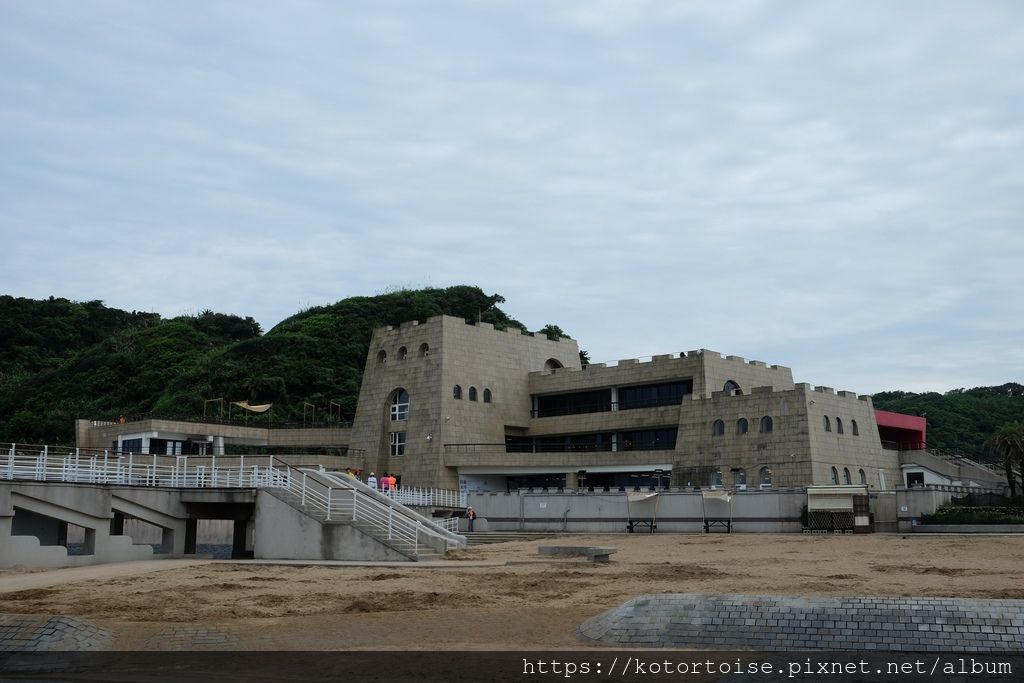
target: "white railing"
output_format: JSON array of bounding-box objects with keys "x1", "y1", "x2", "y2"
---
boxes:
[
  {"x1": 437, "y1": 517, "x2": 460, "y2": 533},
  {"x1": 1, "y1": 443, "x2": 467, "y2": 558},
  {"x1": 312, "y1": 470, "x2": 465, "y2": 554},
  {"x1": 392, "y1": 486, "x2": 466, "y2": 509}
]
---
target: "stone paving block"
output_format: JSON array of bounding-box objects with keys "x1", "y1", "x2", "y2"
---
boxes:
[{"x1": 577, "y1": 594, "x2": 1024, "y2": 652}]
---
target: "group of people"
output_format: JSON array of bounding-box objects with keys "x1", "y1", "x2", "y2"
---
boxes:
[{"x1": 345, "y1": 468, "x2": 399, "y2": 494}]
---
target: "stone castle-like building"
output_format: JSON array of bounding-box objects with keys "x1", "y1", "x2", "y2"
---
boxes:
[
  {"x1": 79, "y1": 314, "x2": 952, "y2": 492},
  {"x1": 346, "y1": 315, "x2": 901, "y2": 492}
]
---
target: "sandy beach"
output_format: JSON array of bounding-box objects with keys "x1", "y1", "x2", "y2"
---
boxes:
[{"x1": 2, "y1": 533, "x2": 1023, "y2": 650}]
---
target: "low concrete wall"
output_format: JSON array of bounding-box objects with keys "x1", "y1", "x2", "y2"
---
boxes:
[
  {"x1": 913, "y1": 524, "x2": 1024, "y2": 533},
  {"x1": 252, "y1": 490, "x2": 410, "y2": 562},
  {"x1": 467, "y1": 490, "x2": 804, "y2": 533}
]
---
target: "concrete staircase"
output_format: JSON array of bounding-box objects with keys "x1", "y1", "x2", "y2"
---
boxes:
[
  {"x1": 264, "y1": 484, "x2": 449, "y2": 561},
  {"x1": 899, "y1": 449, "x2": 1007, "y2": 489}
]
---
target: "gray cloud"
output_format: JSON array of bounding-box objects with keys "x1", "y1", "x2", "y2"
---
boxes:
[{"x1": 1, "y1": 0, "x2": 1022, "y2": 394}]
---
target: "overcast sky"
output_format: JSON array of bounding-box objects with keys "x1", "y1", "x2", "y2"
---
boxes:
[{"x1": 2, "y1": 1, "x2": 1022, "y2": 395}]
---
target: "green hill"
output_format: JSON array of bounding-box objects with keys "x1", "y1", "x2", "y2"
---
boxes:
[{"x1": 0, "y1": 287, "x2": 539, "y2": 444}]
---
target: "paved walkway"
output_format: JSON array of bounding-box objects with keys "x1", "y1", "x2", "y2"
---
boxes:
[{"x1": 579, "y1": 593, "x2": 1024, "y2": 652}]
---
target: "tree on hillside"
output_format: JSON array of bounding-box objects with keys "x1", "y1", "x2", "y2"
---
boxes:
[{"x1": 990, "y1": 421, "x2": 1024, "y2": 497}]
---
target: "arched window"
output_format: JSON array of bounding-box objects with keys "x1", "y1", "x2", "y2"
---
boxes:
[
  {"x1": 712, "y1": 470, "x2": 723, "y2": 488},
  {"x1": 836, "y1": 417, "x2": 844, "y2": 434},
  {"x1": 544, "y1": 358, "x2": 563, "y2": 371},
  {"x1": 453, "y1": 385, "x2": 462, "y2": 400},
  {"x1": 843, "y1": 467, "x2": 851, "y2": 484},
  {"x1": 823, "y1": 416, "x2": 831, "y2": 432},
  {"x1": 831, "y1": 467, "x2": 839, "y2": 484},
  {"x1": 851, "y1": 419, "x2": 859, "y2": 436},
  {"x1": 759, "y1": 467, "x2": 772, "y2": 487},
  {"x1": 377, "y1": 350, "x2": 387, "y2": 364},
  {"x1": 483, "y1": 388, "x2": 492, "y2": 403},
  {"x1": 713, "y1": 419, "x2": 725, "y2": 436},
  {"x1": 418, "y1": 343, "x2": 429, "y2": 357},
  {"x1": 859, "y1": 469, "x2": 867, "y2": 485},
  {"x1": 735, "y1": 468, "x2": 747, "y2": 486},
  {"x1": 760, "y1": 416, "x2": 773, "y2": 433},
  {"x1": 390, "y1": 389, "x2": 409, "y2": 421},
  {"x1": 397, "y1": 346, "x2": 408, "y2": 361},
  {"x1": 724, "y1": 380, "x2": 741, "y2": 395},
  {"x1": 737, "y1": 418, "x2": 749, "y2": 434},
  {"x1": 469, "y1": 387, "x2": 478, "y2": 401}
]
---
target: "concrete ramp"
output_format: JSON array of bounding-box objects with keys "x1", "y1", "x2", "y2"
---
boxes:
[{"x1": 579, "y1": 593, "x2": 1024, "y2": 651}]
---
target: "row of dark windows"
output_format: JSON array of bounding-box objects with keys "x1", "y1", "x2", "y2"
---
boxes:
[
  {"x1": 453, "y1": 385, "x2": 492, "y2": 403},
  {"x1": 533, "y1": 381, "x2": 693, "y2": 418},
  {"x1": 831, "y1": 466, "x2": 868, "y2": 485},
  {"x1": 506, "y1": 428, "x2": 677, "y2": 453},
  {"x1": 712, "y1": 416, "x2": 774, "y2": 436},
  {"x1": 377, "y1": 343, "x2": 430, "y2": 364},
  {"x1": 823, "y1": 416, "x2": 860, "y2": 435}
]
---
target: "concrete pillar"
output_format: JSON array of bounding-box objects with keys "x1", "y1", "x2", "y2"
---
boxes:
[
  {"x1": 564, "y1": 472, "x2": 579, "y2": 490},
  {"x1": 56, "y1": 521, "x2": 68, "y2": 547},
  {"x1": 611, "y1": 386, "x2": 619, "y2": 411},
  {"x1": 213, "y1": 436, "x2": 225, "y2": 456},
  {"x1": 82, "y1": 527, "x2": 96, "y2": 555},
  {"x1": 159, "y1": 527, "x2": 175, "y2": 554},
  {"x1": 184, "y1": 519, "x2": 197, "y2": 554}
]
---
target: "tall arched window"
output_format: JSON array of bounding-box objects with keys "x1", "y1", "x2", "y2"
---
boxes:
[
  {"x1": 760, "y1": 416, "x2": 773, "y2": 433},
  {"x1": 377, "y1": 350, "x2": 387, "y2": 364},
  {"x1": 712, "y1": 470, "x2": 723, "y2": 488},
  {"x1": 397, "y1": 346, "x2": 408, "y2": 361},
  {"x1": 737, "y1": 418, "x2": 749, "y2": 434},
  {"x1": 453, "y1": 385, "x2": 462, "y2": 400},
  {"x1": 483, "y1": 388, "x2": 492, "y2": 403},
  {"x1": 469, "y1": 387, "x2": 478, "y2": 401},
  {"x1": 851, "y1": 419, "x2": 859, "y2": 436},
  {"x1": 735, "y1": 468, "x2": 747, "y2": 487},
  {"x1": 724, "y1": 380, "x2": 741, "y2": 395},
  {"x1": 836, "y1": 417, "x2": 844, "y2": 434},
  {"x1": 713, "y1": 419, "x2": 725, "y2": 436},
  {"x1": 390, "y1": 389, "x2": 409, "y2": 421},
  {"x1": 843, "y1": 467, "x2": 851, "y2": 484},
  {"x1": 759, "y1": 467, "x2": 772, "y2": 487},
  {"x1": 831, "y1": 467, "x2": 839, "y2": 484},
  {"x1": 859, "y1": 469, "x2": 867, "y2": 485},
  {"x1": 418, "y1": 343, "x2": 429, "y2": 357},
  {"x1": 823, "y1": 416, "x2": 832, "y2": 432}
]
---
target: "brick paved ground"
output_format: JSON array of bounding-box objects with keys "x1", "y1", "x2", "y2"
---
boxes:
[
  {"x1": 578, "y1": 594, "x2": 1024, "y2": 652},
  {"x1": 0, "y1": 614, "x2": 112, "y2": 652}
]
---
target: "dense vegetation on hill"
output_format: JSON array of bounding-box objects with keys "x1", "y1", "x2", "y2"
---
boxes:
[
  {"x1": 870, "y1": 384, "x2": 1024, "y2": 459},
  {"x1": 1, "y1": 290, "x2": 1021, "y2": 456},
  {"x1": 0, "y1": 288, "x2": 562, "y2": 444}
]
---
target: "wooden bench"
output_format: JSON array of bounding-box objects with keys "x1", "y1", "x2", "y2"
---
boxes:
[{"x1": 538, "y1": 546, "x2": 618, "y2": 563}]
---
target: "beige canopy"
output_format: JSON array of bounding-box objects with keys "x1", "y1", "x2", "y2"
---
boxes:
[{"x1": 231, "y1": 401, "x2": 273, "y2": 413}]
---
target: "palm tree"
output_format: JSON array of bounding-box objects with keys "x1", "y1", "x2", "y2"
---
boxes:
[{"x1": 991, "y1": 421, "x2": 1024, "y2": 498}]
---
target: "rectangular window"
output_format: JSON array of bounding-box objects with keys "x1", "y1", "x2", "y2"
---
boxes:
[
  {"x1": 121, "y1": 438, "x2": 143, "y2": 454},
  {"x1": 534, "y1": 389, "x2": 612, "y2": 418},
  {"x1": 617, "y1": 428, "x2": 678, "y2": 451},
  {"x1": 390, "y1": 431, "x2": 406, "y2": 456},
  {"x1": 391, "y1": 401, "x2": 409, "y2": 421},
  {"x1": 618, "y1": 380, "x2": 693, "y2": 411}
]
